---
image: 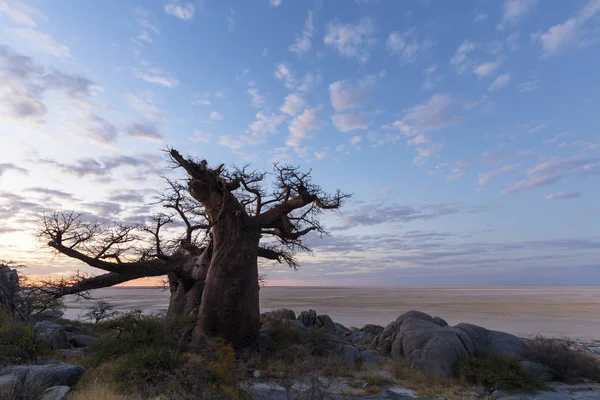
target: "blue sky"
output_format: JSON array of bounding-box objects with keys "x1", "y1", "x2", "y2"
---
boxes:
[{"x1": 0, "y1": 0, "x2": 599, "y2": 286}]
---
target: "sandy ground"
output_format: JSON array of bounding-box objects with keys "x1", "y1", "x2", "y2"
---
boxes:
[{"x1": 63, "y1": 286, "x2": 600, "y2": 340}]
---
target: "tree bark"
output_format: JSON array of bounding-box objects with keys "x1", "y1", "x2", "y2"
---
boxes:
[{"x1": 192, "y1": 192, "x2": 262, "y2": 349}]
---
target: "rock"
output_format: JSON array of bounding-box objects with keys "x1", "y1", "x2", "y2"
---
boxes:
[
  {"x1": 317, "y1": 314, "x2": 337, "y2": 332},
  {"x1": 40, "y1": 385, "x2": 70, "y2": 400},
  {"x1": 33, "y1": 321, "x2": 70, "y2": 350},
  {"x1": 371, "y1": 310, "x2": 527, "y2": 377},
  {"x1": 259, "y1": 333, "x2": 275, "y2": 352},
  {"x1": 387, "y1": 386, "x2": 419, "y2": 398},
  {"x1": 268, "y1": 309, "x2": 296, "y2": 321},
  {"x1": 298, "y1": 309, "x2": 318, "y2": 327},
  {"x1": 361, "y1": 324, "x2": 384, "y2": 336},
  {"x1": 0, "y1": 264, "x2": 19, "y2": 313},
  {"x1": 350, "y1": 330, "x2": 377, "y2": 346},
  {"x1": 359, "y1": 350, "x2": 378, "y2": 365},
  {"x1": 56, "y1": 348, "x2": 88, "y2": 358},
  {"x1": 343, "y1": 345, "x2": 361, "y2": 368},
  {"x1": 491, "y1": 390, "x2": 510, "y2": 400},
  {"x1": 0, "y1": 364, "x2": 85, "y2": 394},
  {"x1": 0, "y1": 374, "x2": 18, "y2": 396},
  {"x1": 69, "y1": 334, "x2": 95, "y2": 348},
  {"x1": 433, "y1": 317, "x2": 448, "y2": 327},
  {"x1": 253, "y1": 370, "x2": 261, "y2": 379},
  {"x1": 37, "y1": 309, "x2": 65, "y2": 320},
  {"x1": 521, "y1": 360, "x2": 555, "y2": 382},
  {"x1": 335, "y1": 323, "x2": 352, "y2": 336}
]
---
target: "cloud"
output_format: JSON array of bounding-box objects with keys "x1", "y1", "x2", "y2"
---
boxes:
[
  {"x1": 0, "y1": 163, "x2": 28, "y2": 177},
  {"x1": 498, "y1": 0, "x2": 536, "y2": 30},
  {"x1": 83, "y1": 201, "x2": 123, "y2": 217},
  {"x1": 329, "y1": 75, "x2": 376, "y2": 112},
  {"x1": 107, "y1": 190, "x2": 145, "y2": 203},
  {"x1": 519, "y1": 74, "x2": 539, "y2": 92},
  {"x1": 10, "y1": 27, "x2": 71, "y2": 58},
  {"x1": 450, "y1": 40, "x2": 476, "y2": 74},
  {"x1": 478, "y1": 164, "x2": 518, "y2": 188},
  {"x1": 227, "y1": 8, "x2": 235, "y2": 32},
  {"x1": 218, "y1": 135, "x2": 243, "y2": 150},
  {"x1": 274, "y1": 63, "x2": 295, "y2": 89},
  {"x1": 125, "y1": 122, "x2": 162, "y2": 143},
  {"x1": 134, "y1": 68, "x2": 179, "y2": 88},
  {"x1": 287, "y1": 107, "x2": 318, "y2": 149},
  {"x1": 502, "y1": 155, "x2": 600, "y2": 194},
  {"x1": 41, "y1": 154, "x2": 162, "y2": 178},
  {"x1": 86, "y1": 114, "x2": 118, "y2": 144},
  {"x1": 247, "y1": 87, "x2": 266, "y2": 108},
  {"x1": 0, "y1": 1, "x2": 44, "y2": 27},
  {"x1": 402, "y1": 93, "x2": 461, "y2": 132},
  {"x1": 0, "y1": 45, "x2": 98, "y2": 122},
  {"x1": 280, "y1": 93, "x2": 305, "y2": 116},
  {"x1": 248, "y1": 112, "x2": 286, "y2": 137},
  {"x1": 333, "y1": 202, "x2": 464, "y2": 230},
  {"x1": 545, "y1": 192, "x2": 581, "y2": 200},
  {"x1": 289, "y1": 11, "x2": 313, "y2": 54},
  {"x1": 189, "y1": 129, "x2": 212, "y2": 143},
  {"x1": 209, "y1": 111, "x2": 224, "y2": 120},
  {"x1": 25, "y1": 187, "x2": 75, "y2": 200},
  {"x1": 473, "y1": 58, "x2": 504, "y2": 77},
  {"x1": 269, "y1": 0, "x2": 282, "y2": 6},
  {"x1": 323, "y1": 17, "x2": 376, "y2": 63},
  {"x1": 488, "y1": 73, "x2": 511, "y2": 91},
  {"x1": 298, "y1": 72, "x2": 314, "y2": 93},
  {"x1": 43, "y1": 70, "x2": 98, "y2": 98},
  {"x1": 536, "y1": 0, "x2": 600, "y2": 55},
  {"x1": 164, "y1": 1, "x2": 195, "y2": 20},
  {"x1": 422, "y1": 65, "x2": 440, "y2": 91},
  {"x1": 474, "y1": 12, "x2": 487, "y2": 23},
  {"x1": 124, "y1": 92, "x2": 165, "y2": 124},
  {"x1": 413, "y1": 142, "x2": 444, "y2": 166},
  {"x1": 332, "y1": 111, "x2": 370, "y2": 132},
  {"x1": 386, "y1": 28, "x2": 432, "y2": 63}
]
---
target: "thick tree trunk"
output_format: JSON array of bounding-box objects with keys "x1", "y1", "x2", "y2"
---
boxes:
[
  {"x1": 166, "y1": 242, "x2": 212, "y2": 320},
  {"x1": 192, "y1": 203, "x2": 262, "y2": 349}
]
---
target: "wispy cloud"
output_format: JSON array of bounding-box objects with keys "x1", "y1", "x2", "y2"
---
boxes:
[
  {"x1": 134, "y1": 68, "x2": 180, "y2": 88},
  {"x1": 287, "y1": 107, "x2": 319, "y2": 149},
  {"x1": 289, "y1": 11, "x2": 313, "y2": 54},
  {"x1": 164, "y1": 1, "x2": 195, "y2": 20},
  {"x1": 324, "y1": 17, "x2": 376, "y2": 63},
  {"x1": 497, "y1": 0, "x2": 536, "y2": 31},
  {"x1": 386, "y1": 28, "x2": 432, "y2": 63},
  {"x1": 329, "y1": 75, "x2": 376, "y2": 112},
  {"x1": 534, "y1": 0, "x2": 600, "y2": 55},
  {"x1": 450, "y1": 40, "x2": 476, "y2": 74},
  {"x1": 488, "y1": 73, "x2": 511, "y2": 91},
  {"x1": 545, "y1": 191, "x2": 581, "y2": 200},
  {"x1": 503, "y1": 155, "x2": 600, "y2": 194}
]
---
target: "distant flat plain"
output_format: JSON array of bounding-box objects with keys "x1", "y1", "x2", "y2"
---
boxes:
[{"x1": 63, "y1": 286, "x2": 600, "y2": 340}]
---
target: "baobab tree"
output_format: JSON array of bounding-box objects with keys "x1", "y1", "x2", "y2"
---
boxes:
[{"x1": 38, "y1": 149, "x2": 350, "y2": 349}]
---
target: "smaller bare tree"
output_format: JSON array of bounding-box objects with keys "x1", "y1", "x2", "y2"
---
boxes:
[{"x1": 82, "y1": 300, "x2": 118, "y2": 324}]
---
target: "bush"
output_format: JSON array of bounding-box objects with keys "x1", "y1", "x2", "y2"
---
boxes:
[
  {"x1": 0, "y1": 313, "x2": 38, "y2": 366},
  {"x1": 458, "y1": 352, "x2": 542, "y2": 392},
  {"x1": 525, "y1": 336, "x2": 600, "y2": 382},
  {"x1": 87, "y1": 311, "x2": 244, "y2": 398}
]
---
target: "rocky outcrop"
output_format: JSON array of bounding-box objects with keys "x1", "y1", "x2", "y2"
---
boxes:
[
  {"x1": 371, "y1": 310, "x2": 527, "y2": 377},
  {"x1": 40, "y1": 385, "x2": 70, "y2": 400},
  {"x1": 33, "y1": 321, "x2": 70, "y2": 350},
  {"x1": 0, "y1": 364, "x2": 85, "y2": 397},
  {"x1": 0, "y1": 264, "x2": 20, "y2": 313}
]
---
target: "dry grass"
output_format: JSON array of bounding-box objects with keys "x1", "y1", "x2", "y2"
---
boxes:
[
  {"x1": 67, "y1": 381, "x2": 128, "y2": 400},
  {"x1": 525, "y1": 335, "x2": 600, "y2": 383},
  {"x1": 389, "y1": 361, "x2": 479, "y2": 400}
]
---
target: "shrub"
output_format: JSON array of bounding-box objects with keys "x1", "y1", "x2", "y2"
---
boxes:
[
  {"x1": 525, "y1": 335, "x2": 600, "y2": 382},
  {"x1": 458, "y1": 352, "x2": 542, "y2": 392},
  {"x1": 0, "y1": 313, "x2": 38, "y2": 366}
]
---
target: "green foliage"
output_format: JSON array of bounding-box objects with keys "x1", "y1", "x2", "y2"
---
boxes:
[
  {"x1": 88, "y1": 311, "x2": 244, "y2": 399},
  {"x1": 458, "y1": 352, "x2": 542, "y2": 392},
  {"x1": 526, "y1": 336, "x2": 600, "y2": 382},
  {"x1": 270, "y1": 320, "x2": 302, "y2": 350},
  {"x1": 0, "y1": 313, "x2": 38, "y2": 366}
]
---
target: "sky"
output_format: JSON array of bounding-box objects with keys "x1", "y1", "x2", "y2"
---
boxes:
[{"x1": 0, "y1": 0, "x2": 599, "y2": 286}]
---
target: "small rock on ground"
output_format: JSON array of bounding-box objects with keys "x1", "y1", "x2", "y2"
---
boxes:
[{"x1": 40, "y1": 385, "x2": 71, "y2": 400}]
